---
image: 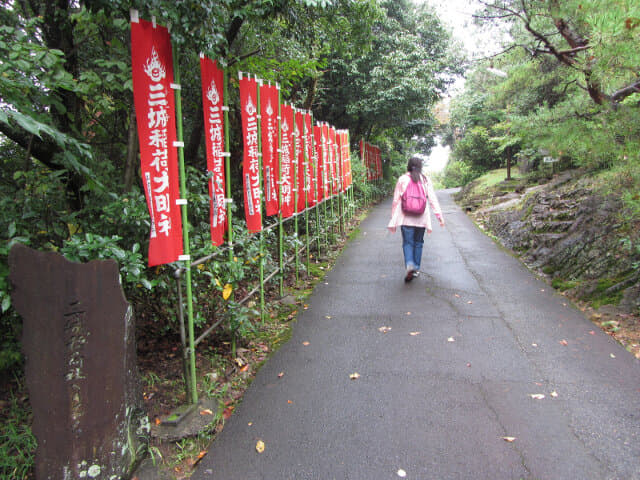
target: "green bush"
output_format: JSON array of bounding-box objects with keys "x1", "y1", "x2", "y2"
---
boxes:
[{"x1": 441, "y1": 160, "x2": 481, "y2": 188}]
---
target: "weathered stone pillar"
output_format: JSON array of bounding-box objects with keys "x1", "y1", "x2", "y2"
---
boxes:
[{"x1": 9, "y1": 244, "x2": 148, "y2": 480}]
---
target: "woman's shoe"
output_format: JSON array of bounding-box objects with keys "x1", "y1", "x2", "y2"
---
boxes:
[{"x1": 404, "y1": 269, "x2": 415, "y2": 282}]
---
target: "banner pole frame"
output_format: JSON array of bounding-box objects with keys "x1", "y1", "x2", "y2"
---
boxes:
[
  {"x1": 277, "y1": 91, "x2": 284, "y2": 297},
  {"x1": 293, "y1": 109, "x2": 300, "y2": 284},
  {"x1": 223, "y1": 68, "x2": 233, "y2": 262},
  {"x1": 173, "y1": 45, "x2": 198, "y2": 405}
]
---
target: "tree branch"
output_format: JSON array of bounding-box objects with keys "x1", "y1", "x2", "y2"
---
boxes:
[
  {"x1": 0, "y1": 121, "x2": 60, "y2": 169},
  {"x1": 611, "y1": 79, "x2": 640, "y2": 104}
]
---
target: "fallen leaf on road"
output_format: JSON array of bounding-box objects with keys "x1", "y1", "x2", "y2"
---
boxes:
[
  {"x1": 559, "y1": 339, "x2": 568, "y2": 346},
  {"x1": 302, "y1": 341, "x2": 310, "y2": 346},
  {"x1": 200, "y1": 409, "x2": 213, "y2": 415},
  {"x1": 192, "y1": 450, "x2": 207, "y2": 467},
  {"x1": 467, "y1": 363, "x2": 472, "y2": 367},
  {"x1": 532, "y1": 343, "x2": 538, "y2": 347},
  {"x1": 410, "y1": 331, "x2": 421, "y2": 336},
  {"x1": 447, "y1": 337, "x2": 455, "y2": 342},
  {"x1": 467, "y1": 301, "x2": 473, "y2": 304},
  {"x1": 455, "y1": 294, "x2": 460, "y2": 298},
  {"x1": 326, "y1": 316, "x2": 332, "y2": 319},
  {"x1": 550, "y1": 391, "x2": 558, "y2": 398},
  {"x1": 378, "y1": 326, "x2": 392, "y2": 333},
  {"x1": 287, "y1": 400, "x2": 293, "y2": 404},
  {"x1": 502, "y1": 436, "x2": 517, "y2": 442},
  {"x1": 610, "y1": 353, "x2": 616, "y2": 358},
  {"x1": 223, "y1": 406, "x2": 234, "y2": 419},
  {"x1": 397, "y1": 469, "x2": 407, "y2": 478},
  {"x1": 406, "y1": 312, "x2": 412, "y2": 315},
  {"x1": 350, "y1": 372, "x2": 360, "y2": 380},
  {"x1": 530, "y1": 394, "x2": 545, "y2": 400},
  {"x1": 278, "y1": 372, "x2": 285, "y2": 378},
  {"x1": 589, "y1": 331, "x2": 595, "y2": 335},
  {"x1": 256, "y1": 440, "x2": 265, "y2": 453}
]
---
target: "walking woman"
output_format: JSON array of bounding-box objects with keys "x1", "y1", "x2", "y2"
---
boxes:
[{"x1": 388, "y1": 156, "x2": 445, "y2": 282}]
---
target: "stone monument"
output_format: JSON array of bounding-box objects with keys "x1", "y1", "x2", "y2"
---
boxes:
[{"x1": 9, "y1": 244, "x2": 148, "y2": 479}]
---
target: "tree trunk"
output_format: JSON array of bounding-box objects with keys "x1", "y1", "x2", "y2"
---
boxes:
[
  {"x1": 123, "y1": 109, "x2": 137, "y2": 192},
  {"x1": 184, "y1": 106, "x2": 204, "y2": 166},
  {"x1": 303, "y1": 77, "x2": 318, "y2": 111}
]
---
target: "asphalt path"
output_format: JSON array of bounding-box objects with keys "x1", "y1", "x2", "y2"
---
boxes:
[{"x1": 192, "y1": 190, "x2": 640, "y2": 480}]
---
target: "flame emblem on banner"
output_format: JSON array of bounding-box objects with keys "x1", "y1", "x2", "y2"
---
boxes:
[
  {"x1": 207, "y1": 80, "x2": 220, "y2": 105},
  {"x1": 282, "y1": 118, "x2": 289, "y2": 133},
  {"x1": 144, "y1": 47, "x2": 166, "y2": 83},
  {"x1": 265, "y1": 100, "x2": 274, "y2": 117},
  {"x1": 245, "y1": 95, "x2": 256, "y2": 116}
]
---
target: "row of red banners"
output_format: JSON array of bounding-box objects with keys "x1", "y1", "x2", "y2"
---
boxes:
[
  {"x1": 361, "y1": 140, "x2": 383, "y2": 181},
  {"x1": 238, "y1": 74, "x2": 352, "y2": 234},
  {"x1": 131, "y1": 16, "x2": 353, "y2": 266}
]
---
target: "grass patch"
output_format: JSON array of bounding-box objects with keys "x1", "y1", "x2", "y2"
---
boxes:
[
  {"x1": 551, "y1": 278, "x2": 578, "y2": 291},
  {"x1": 0, "y1": 390, "x2": 36, "y2": 480}
]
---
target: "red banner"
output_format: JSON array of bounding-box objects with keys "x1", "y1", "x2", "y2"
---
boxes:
[
  {"x1": 280, "y1": 103, "x2": 295, "y2": 218},
  {"x1": 304, "y1": 112, "x2": 315, "y2": 206},
  {"x1": 260, "y1": 83, "x2": 279, "y2": 216},
  {"x1": 362, "y1": 141, "x2": 381, "y2": 181},
  {"x1": 131, "y1": 18, "x2": 183, "y2": 266},
  {"x1": 295, "y1": 110, "x2": 306, "y2": 213},
  {"x1": 340, "y1": 131, "x2": 352, "y2": 189},
  {"x1": 239, "y1": 75, "x2": 262, "y2": 232},
  {"x1": 199, "y1": 55, "x2": 227, "y2": 246},
  {"x1": 329, "y1": 126, "x2": 338, "y2": 194},
  {"x1": 314, "y1": 124, "x2": 324, "y2": 203},
  {"x1": 326, "y1": 125, "x2": 333, "y2": 195}
]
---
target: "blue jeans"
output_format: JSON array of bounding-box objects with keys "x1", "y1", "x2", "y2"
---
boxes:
[{"x1": 401, "y1": 226, "x2": 426, "y2": 271}]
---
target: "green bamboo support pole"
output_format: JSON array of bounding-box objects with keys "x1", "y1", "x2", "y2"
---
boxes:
[
  {"x1": 292, "y1": 109, "x2": 298, "y2": 282},
  {"x1": 304, "y1": 112, "x2": 311, "y2": 274},
  {"x1": 362, "y1": 144, "x2": 368, "y2": 207},
  {"x1": 256, "y1": 77, "x2": 265, "y2": 323},
  {"x1": 311, "y1": 115, "x2": 321, "y2": 258},
  {"x1": 277, "y1": 90, "x2": 284, "y2": 297},
  {"x1": 223, "y1": 68, "x2": 233, "y2": 262},
  {"x1": 336, "y1": 142, "x2": 345, "y2": 235},
  {"x1": 173, "y1": 47, "x2": 198, "y2": 405},
  {"x1": 323, "y1": 130, "x2": 329, "y2": 248}
]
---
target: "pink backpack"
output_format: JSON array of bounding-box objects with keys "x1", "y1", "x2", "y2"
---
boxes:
[{"x1": 401, "y1": 177, "x2": 427, "y2": 215}]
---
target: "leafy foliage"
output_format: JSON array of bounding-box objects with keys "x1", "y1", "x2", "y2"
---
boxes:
[{"x1": 444, "y1": 0, "x2": 640, "y2": 193}]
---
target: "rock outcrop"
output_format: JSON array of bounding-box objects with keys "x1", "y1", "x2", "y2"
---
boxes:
[{"x1": 455, "y1": 171, "x2": 640, "y2": 316}]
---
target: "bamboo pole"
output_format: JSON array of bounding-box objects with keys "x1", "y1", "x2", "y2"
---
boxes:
[
  {"x1": 173, "y1": 46, "x2": 197, "y2": 405},
  {"x1": 256, "y1": 77, "x2": 265, "y2": 323},
  {"x1": 278, "y1": 91, "x2": 284, "y2": 297},
  {"x1": 293, "y1": 108, "x2": 299, "y2": 283},
  {"x1": 223, "y1": 68, "x2": 233, "y2": 263},
  {"x1": 304, "y1": 112, "x2": 311, "y2": 274}
]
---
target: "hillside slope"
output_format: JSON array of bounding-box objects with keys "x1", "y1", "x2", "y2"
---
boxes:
[{"x1": 454, "y1": 169, "x2": 640, "y2": 358}]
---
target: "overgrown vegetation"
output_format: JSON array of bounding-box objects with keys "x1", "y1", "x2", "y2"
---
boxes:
[
  {"x1": 441, "y1": 0, "x2": 640, "y2": 223},
  {"x1": 0, "y1": 0, "x2": 460, "y2": 477}
]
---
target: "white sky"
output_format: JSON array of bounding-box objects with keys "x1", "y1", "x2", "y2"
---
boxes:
[{"x1": 421, "y1": 0, "x2": 503, "y2": 59}]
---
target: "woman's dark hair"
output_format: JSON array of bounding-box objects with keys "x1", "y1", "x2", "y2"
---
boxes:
[{"x1": 407, "y1": 156, "x2": 423, "y2": 183}]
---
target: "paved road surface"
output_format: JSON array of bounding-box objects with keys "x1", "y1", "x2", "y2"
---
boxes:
[{"x1": 192, "y1": 190, "x2": 640, "y2": 480}]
